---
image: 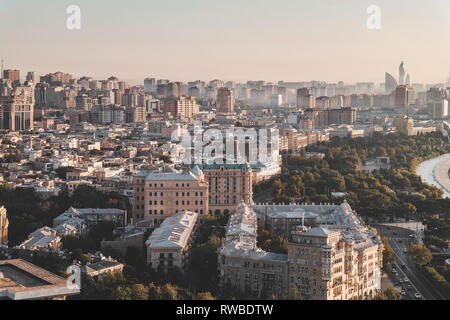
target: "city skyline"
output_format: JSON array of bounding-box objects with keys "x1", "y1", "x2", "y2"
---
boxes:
[{"x1": 1, "y1": 0, "x2": 449, "y2": 84}]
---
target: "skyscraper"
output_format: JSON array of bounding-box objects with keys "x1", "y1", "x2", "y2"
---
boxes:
[
  {"x1": 399, "y1": 61, "x2": 406, "y2": 85},
  {"x1": 395, "y1": 85, "x2": 415, "y2": 107},
  {"x1": 405, "y1": 74, "x2": 411, "y2": 86},
  {"x1": 216, "y1": 87, "x2": 235, "y2": 114},
  {"x1": 297, "y1": 88, "x2": 315, "y2": 110}
]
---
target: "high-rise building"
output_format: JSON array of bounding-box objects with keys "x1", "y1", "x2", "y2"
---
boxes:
[
  {"x1": 297, "y1": 88, "x2": 315, "y2": 110},
  {"x1": 198, "y1": 163, "x2": 253, "y2": 214},
  {"x1": 216, "y1": 87, "x2": 235, "y2": 114},
  {"x1": 385, "y1": 72, "x2": 398, "y2": 94},
  {"x1": 3, "y1": 69, "x2": 20, "y2": 85},
  {"x1": 427, "y1": 88, "x2": 450, "y2": 120},
  {"x1": 26, "y1": 72, "x2": 40, "y2": 84},
  {"x1": 405, "y1": 74, "x2": 411, "y2": 86},
  {"x1": 395, "y1": 85, "x2": 415, "y2": 107},
  {"x1": 0, "y1": 86, "x2": 34, "y2": 131},
  {"x1": 163, "y1": 96, "x2": 198, "y2": 121},
  {"x1": 144, "y1": 78, "x2": 156, "y2": 93},
  {"x1": 0, "y1": 206, "x2": 8, "y2": 246},
  {"x1": 399, "y1": 61, "x2": 406, "y2": 85}
]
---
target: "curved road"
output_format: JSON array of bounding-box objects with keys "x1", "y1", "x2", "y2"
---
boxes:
[{"x1": 416, "y1": 153, "x2": 450, "y2": 198}]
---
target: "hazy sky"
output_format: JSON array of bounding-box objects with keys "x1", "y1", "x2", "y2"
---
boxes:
[{"x1": 1, "y1": 0, "x2": 449, "y2": 84}]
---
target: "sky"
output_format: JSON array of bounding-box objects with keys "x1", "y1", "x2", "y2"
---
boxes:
[{"x1": 0, "y1": 0, "x2": 449, "y2": 85}]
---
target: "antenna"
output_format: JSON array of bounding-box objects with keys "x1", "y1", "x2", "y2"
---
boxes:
[{"x1": 1, "y1": 57, "x2": 3, "y2": 78}]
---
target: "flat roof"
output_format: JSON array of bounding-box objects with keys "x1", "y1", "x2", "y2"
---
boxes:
[{"x1": 0, "y1": 259, "x2": 80, "y2": 300}]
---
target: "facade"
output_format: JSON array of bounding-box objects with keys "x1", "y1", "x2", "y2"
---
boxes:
[
  {"x1": 297, "y1": 88, "x2": 315, "y2": 110},
  {"x1": 133, "y1": 167, "x2": 208, "y2": 226},
  {"x1": 395, "y1": 85, "x2": 415, "y2": 107},
  {"x1": 0, "y1": 86, "x2": 34, "y2": 131},
  {"x1": 219, "y1": 202, "x2": 383, "y2": 300},
  {"x1": 218, "y1": 203, "x2": 289, "y2": 298},
  {"x1": 198, "y1": 163, "x2": 253, "y2": 214},
  {"x1": 0, "y1": 206, "x2": 8, "y2": 246},
  {"x1": 146, "y1": 211, "x2": 198, "y2": 272},
  {"x1": 385, "y1": 72, "x2": 398, "y2": 94},
  {"x1": 3, "y1": 69, "x2": 20, "y2": 85},
  {"x1": 427, "y1": 88, "x2": 450, "y2": 120},
  {"x1": 216, "y1": 87, "x2": 235, "y2": 114},
  {"x1": 163, "y1": 95, "x2": 198, "y2": 122}
]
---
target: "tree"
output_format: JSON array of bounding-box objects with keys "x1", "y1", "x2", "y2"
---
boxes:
[
  {"x1": 373, "y1": 285, "x2": 400, "y2": 300},
  {"x1": 408, "y1": 244, "x2": 432, "y2": 266},
  {"x1": 381, "y1": 237, "x2": 395, "y2": 269}
]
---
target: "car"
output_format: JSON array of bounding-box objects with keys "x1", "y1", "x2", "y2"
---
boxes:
[
  {"x1": 401, "y1": 264, "x2": 406, "y2": 270},
  {"x1": 414, "y1": 293, "x2": 422, "y2": 299},
  {"x1": 401, "y1": 290, "x2": 406, "y2": 296},
  {"x1": 392, "y1": 269, "x2": 397, "y2": 274},
  {"x1": 404, "y1": 278, "x2": 409, "y2": 283},
  {"x1": 409, "y1": 234, "x2": 416, "y2": 238},
  {"x1": 407, "y1": 284, "x2": 412, "y2": 289},
  {"x1": 399, "y1": 279, "x2": 404, "y2": 284},
  {"x1": 399, "y1": 239, "x2": 402, "y2": 243},
  {"x1": 403, "y1": 250, "x2": 407, "y2": 254}
]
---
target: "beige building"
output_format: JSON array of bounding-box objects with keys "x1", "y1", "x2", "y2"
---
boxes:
[
  {"x1": 218, "y1": 203, "x2": 289, "y2": 298},
  {"x1": 133, "y1": 167, "x2": 208, "y2": 226},
  {"x1": 219, "y1": 202, "x2": 383, "y2": 300},
  {"x1": 288, "y1": 225, "x2": 382, "y2": 300},
  {"x1": 198, "y1": 163, "x2": 253, "y2": 214},
  {"x1": 146, "y1": 211, "x2": 198, "y2": 272},
  {"x1": 216, "y1": 87, "x2": 235, "y2": 114},
  {"x1": 0, "y1": 206, "x2": 8, "y2": 246},
  {"x1": 163, "y1": 95, "x2": 198, "y2": 122}
]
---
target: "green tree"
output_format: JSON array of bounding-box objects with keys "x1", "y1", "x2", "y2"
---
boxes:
[{"x1": 408, "y1": 244, "x2": 432, "y2": 266}]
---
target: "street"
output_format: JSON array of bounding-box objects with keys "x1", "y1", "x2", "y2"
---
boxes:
[{"x1": 376, "y1": 225, "x2": 447, "y2": 300}]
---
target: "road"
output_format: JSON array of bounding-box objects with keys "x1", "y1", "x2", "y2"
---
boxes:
[{"x1": 376, "y1": 225, "x2": 447, "y2": 300}]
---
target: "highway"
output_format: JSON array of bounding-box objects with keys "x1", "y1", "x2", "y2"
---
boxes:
[{"x1": 376, "y1": 225, "x2": 447, "y2": 300}]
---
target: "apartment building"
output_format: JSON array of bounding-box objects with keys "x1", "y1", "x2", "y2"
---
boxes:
[
  {"x1": 146, "y1": 211, "x2": 198, "y2": 272},
  {"x1": 198, "y1": 163, "x2": 253, "y2": 214},
  {"x1": 163, "y1": 95, "x2": 199, "y2": 122},
  {"x1": 133, "y1": 167, "x2": 208, "y2": 226},
  {"x1": 218, "y1": 203, "x2": 289, "y2": 298},
  {"x1": 219, "y1": 202, "x2": 383, "y2": 300}
]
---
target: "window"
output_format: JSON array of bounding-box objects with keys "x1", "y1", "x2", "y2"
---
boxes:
[{"x1": 160, "y1": 210, "x2": 164, "y2": 215}]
